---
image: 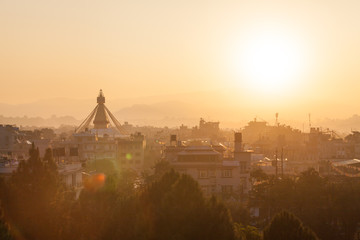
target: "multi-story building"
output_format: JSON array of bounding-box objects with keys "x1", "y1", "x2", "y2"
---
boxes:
[
  {"x1": 163, "y1": 133, "x2": 251, "y2": 200},
  {"x1": 117, "y1": 132, "x2": 146, "y2": 170},
  {"x1": 73, "y1": 131, "x2": 117, "y2": 161},
  {"x1": 192, "y1": 118, "x2": 221, "y2": 139}
]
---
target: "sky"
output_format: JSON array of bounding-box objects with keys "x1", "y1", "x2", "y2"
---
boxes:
[{"x1": 1, "y1": 0, "x2": 360, "y2": 120}]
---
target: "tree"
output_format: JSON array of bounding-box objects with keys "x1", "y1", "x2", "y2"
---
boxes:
[
  {"x1": 250, "y1": 167, "x2": 268, "y2": 182},
  {"x1": 143, "y1": 160, "x2": 171, "y2": 185},
  {"x1": 249, "y1": 168, "x2": 360, "y2": 240},
  {"x1": 143, "y1": 170, "x2": 235, "y2": 240},
  {"x1": 249, "y1": 175, "x2": 296, "y2": 226},
  {"x1": 1, "y1": 144, "x2": 66, "y2": 240},
  {"x1": 234, "y1": 223, "x2": 261, "y2": 240},
  {"x1": 263, "y1": 211, "x2": 318, "y2": 240},
  {"x1": 0, "y1": 208, "x2": 13, "y2": 240},
  {"x1": 69, "y1": 168, "x2": 140, "y2": 240},
  {"x1": 103, "y1": 169, "x2": 236, "y2": 240}
]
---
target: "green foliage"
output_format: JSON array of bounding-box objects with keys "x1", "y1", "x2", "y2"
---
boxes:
[
  {"x1": 0, "y1": 144, "x2": 67, "y2": 240},
  {"x1": 104, "y1": 169, "x2": 236, "y2": 240},
  {"x1": 234, "y1": 223, "x2": 261, "y2": 240},
  {"x1": 226, "y1": 202, "x2": 252, "y2": 226},
  {"x1": 43, "y1": 148, "x2": 57, "y2": 171},
  {"x1": 74, "y1": 169, "x2": 236, "y2": 240},
  {"x1": 143, "y1": 160, "x2": 171, "y2": 185},
  {"x1": 250, "y1": 167, "x2": 268, "y2": 182},
  {"x1": 250, "y1": 175, "x2": 296, "y2": 226},
  {"x1": 263, "y1": 211, "x2": 318, "y2": 240},
  {"x1": 0, "y1": 208, "x2": 13, "y2": 240},
  {"x1": 250, "y1": 168, "x2": 360, "y2": 240},
  {"x1": 68, "y1": 168, "x2": 138, "y2": 240}
]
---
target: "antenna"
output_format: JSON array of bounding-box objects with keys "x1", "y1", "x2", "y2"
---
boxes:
[
  {"x1": 308, "y1": 113, "x2": 311, "y2": 130},
  {"x1": 275, "y1": 113, "x2": 279, "y2": 126}
]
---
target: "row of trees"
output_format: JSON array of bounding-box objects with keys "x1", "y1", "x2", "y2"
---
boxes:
[
  {"x1": 250, "y1": 167, "x2": 360, "y2": 240},
  {"x1": 0, "y1": 144, "x2": 323, "y2": 239}
]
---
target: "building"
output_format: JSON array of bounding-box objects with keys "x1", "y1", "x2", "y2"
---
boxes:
[
  {"x1": 163, "y1": 133, "x2": 251, "y2": 200},
  {"x1": 73, "y1": 131, "x2": 117, "y2": 161},
  {"x1": 0, "y1": 125, "x2": 33, "y2": 160},
  {"x1": 192, "y1": 118, "x2": 220, "y2": 139},
  {"x1": 58, "y1": 161, "x2": 83, "y2": 193},
  {"x1": 73, "y1": 90, "x2": 146, "y2": 171},
  {"x1": 117, "y1": 132, "x2": 146, "y2": 170},
  {"x1": 0, "y1": 127, "x2": 83, "y2": 189}
]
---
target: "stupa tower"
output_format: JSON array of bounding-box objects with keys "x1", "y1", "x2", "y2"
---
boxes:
[
  {"x1": 93, "y1": 90, "x2": 110, "y2": 129},
  {"x1": 75, "y1": 90, "x2": 127, "y2": 134}
]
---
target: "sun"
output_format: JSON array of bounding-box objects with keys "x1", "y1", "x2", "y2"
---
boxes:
[{"x1": 233, "y1": 28, "x2": 306, "y2": 95}]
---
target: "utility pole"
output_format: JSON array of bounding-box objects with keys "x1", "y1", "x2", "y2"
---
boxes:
[
  {"x1": 275, "y1": 149, "x2": 278, "y2": 178},
  {"x1": 281, "y1": 147, "x2": 284, "y2": 178}
]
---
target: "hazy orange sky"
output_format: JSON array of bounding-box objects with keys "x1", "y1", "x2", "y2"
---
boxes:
[{"x1": 1, "y1": 0, "x2": 360, "y2": 120}]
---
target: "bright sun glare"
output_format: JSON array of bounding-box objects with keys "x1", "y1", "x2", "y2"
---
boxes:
[{"x1": 234, "y1": 28, "x2": 306, "y2": 95}]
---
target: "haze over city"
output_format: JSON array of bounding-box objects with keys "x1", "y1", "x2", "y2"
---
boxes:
[{"x1": 1, "y1": 0, "x2": 360, "y2": 125}]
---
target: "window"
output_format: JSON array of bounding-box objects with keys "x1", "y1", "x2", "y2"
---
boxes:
[
  {"x1": 222, "y1": 169, "x2": 232, "y2": 178},
  {"x1": 198, "y1": 170, "x2": 208, "y2": 179},
  {"x1": 209, "y1": 169, "x2": 216, "y2": 178}
]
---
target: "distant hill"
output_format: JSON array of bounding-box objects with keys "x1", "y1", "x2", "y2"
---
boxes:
[
  {"x1": 113, "y1": 101, "x2": 206, "y2": 127},
  {"x1": 0, "y1": 115, "x2": 80, "y2": 128},
  {"x1": 0, "y1": 90, "x2": 251, "y2": 128},
  {"x1": 0, "y1": 91, "x2": 220, "y2": 119},
  {"x1": 1, "y1": 90, "x2": 360, "y2": 131},
  {"x1": 314, "y1": 115, "x2": 360, "y2": 134}
]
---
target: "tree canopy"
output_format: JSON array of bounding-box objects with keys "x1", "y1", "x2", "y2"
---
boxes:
[{"x1": 263, "y1": 211, "x2": 318, "y2": 240}]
